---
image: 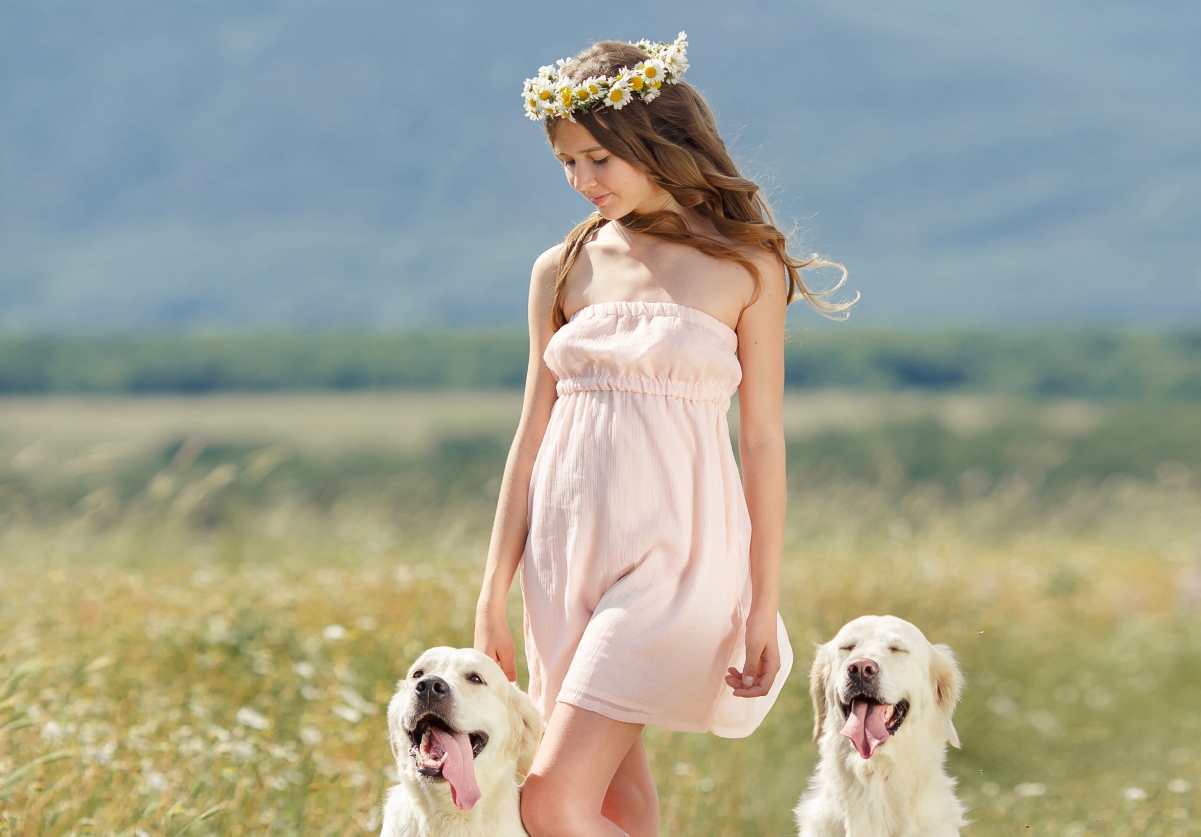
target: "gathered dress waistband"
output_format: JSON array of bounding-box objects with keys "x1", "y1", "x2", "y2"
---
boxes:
[{"x1": 556, "y1": 375, "x2": 732, "y2": 407}]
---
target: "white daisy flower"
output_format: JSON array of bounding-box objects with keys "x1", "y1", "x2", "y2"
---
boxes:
[
  {"x1": 664, "y1": 47, "x2": 689, "y2": 78},
  {"x1": 582, "y1": 77, "x2": 606, "y2": 101},
  {"x1": 522, "y1": 77, "x2": 557, "y2": 119},
  {"x1": 664, "y1": 32, "x2": 689, "y2": 79},
  {"x1": 637, "y1": 59, "x2": 667, "y2": 88},
  {"x1": 605, "y1": 76, "x2": 634, "y2": 109}
]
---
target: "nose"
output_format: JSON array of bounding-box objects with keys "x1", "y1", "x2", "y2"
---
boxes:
[
  {"x1": 569, "y1": 164, "x2": 597, "y2": 193},
  {"x1": 414, "y1": 675, "x2": 451, "y2": 700},
  {"x1": 846, "y1": 658, "x2": 879, "y2": 680}
]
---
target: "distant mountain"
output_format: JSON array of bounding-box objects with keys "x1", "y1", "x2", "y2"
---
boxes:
[{"x1": 1, "y1": 0, "x2": 1198, "y2": 331}]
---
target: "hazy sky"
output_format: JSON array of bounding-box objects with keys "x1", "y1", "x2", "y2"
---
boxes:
[{"x1": 1, "y1": 0, "x2": 1198, "y2": 331}]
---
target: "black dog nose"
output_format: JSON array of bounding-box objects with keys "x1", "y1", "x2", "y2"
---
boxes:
[
  {"x1": 415, "y1": 675, "x2": 451, "y2": 699},
  {"x1": 846, "y1": 658, "x2": 879, "y2": 680}
]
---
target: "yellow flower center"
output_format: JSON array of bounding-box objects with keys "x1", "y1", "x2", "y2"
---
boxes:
[
  {"x1": 609, "y1": 89, "x2": 623, "y2": 102},
  {"x1": 539, "y1": 90, "x2": 552, "y2": 101},
  {"x1": 560, "y1": 89, "x2": 573, "y2": 106},
  {"x1": 631, "y1": 76, "x2": 644, "y2": 91},
  {"x1": 644, "y1": 66, "x2": 658, "y2": 79}
]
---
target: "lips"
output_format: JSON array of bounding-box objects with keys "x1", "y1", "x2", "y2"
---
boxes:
[{"x1": 588, "y1": 193, "x2": 610, "y2": 206}]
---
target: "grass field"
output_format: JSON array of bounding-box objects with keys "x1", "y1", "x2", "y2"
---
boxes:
[{"x1": 1, "y1": 392, "x2": 1200, "y2": 836}]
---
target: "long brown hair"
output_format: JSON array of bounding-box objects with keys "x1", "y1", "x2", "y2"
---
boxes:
[{"x1": 544, "y1": 40, "x2": 854, "y2": 330}]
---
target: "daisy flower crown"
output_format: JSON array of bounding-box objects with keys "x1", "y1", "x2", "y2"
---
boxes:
[{"x1": 522, "y1": 32, "x2": 689, "y2": 121}]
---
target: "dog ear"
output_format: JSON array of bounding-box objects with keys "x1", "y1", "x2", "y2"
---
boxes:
[
  {"x1": 809, "y1": 642, "x2": 833, "y2": 742},
  {"x1": 930, "y1": 643, "x2": 963, "y2": 748},
  {"x1": 386, "y1": 684, "x2": 406, "y2": 764},
  {"x1": 507, "y1": 682, "x2": 544, "y2": 782}
]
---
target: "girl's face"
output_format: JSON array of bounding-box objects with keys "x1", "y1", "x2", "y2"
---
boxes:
[{"x1": 551, "y1": 120, "x2": 675, "y2": 220}]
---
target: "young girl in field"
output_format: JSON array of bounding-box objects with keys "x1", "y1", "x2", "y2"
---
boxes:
[{"x1": 474, "y1": 34, "x2": 850, "y2": 837}]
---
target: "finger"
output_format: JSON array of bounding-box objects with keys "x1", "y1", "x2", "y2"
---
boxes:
[
  {"x1": 731, "y1": 682, "x2": 770, "y2": 698},
  {"x1": 501, "y1": 651, "x2": 518, "y2": 682},
  {"x1": 740, "y1": 650, "x2": 761, "y2": 689}
]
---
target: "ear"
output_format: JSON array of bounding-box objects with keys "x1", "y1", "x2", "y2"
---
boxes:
[
  {"x1": 930, "y1": 643, "x2": 963, "y2": 748},
  {"x1": 809, "y1": 642, "x2": 834, "y2": 742},
  {"x1": 386, "y1": 684, "x2": 406, "y2": 764},
  {"x1": 507, "y1": 682, "x2": 544, "y2": 782}
]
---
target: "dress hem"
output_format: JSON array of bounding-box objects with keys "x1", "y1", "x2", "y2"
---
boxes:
[{"x1": 554, "y1": 691, "x2": 759, "y2": 739}]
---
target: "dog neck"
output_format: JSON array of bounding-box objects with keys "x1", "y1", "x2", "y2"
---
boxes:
[
  {"x1": 387, "y1": 766, "x2": 525, "y2": 837},
  {"x1": 814, "y1": 715, "x2": 962, "y2": 836}
]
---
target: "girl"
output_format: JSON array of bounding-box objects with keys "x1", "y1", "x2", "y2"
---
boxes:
[{"x1": 474, "y1": 33, "x2": 850, "y2": 837}]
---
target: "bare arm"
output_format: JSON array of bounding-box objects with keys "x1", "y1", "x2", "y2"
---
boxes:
[
  {"x1": 474, "y1": 246, "x2": 561, "y2": 681},
  {"x1": 724, "y1": 250, "x2": 788, "y2": 698}
]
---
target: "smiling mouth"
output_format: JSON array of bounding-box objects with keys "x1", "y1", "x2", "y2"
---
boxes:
[
  {"x1": 407, "y1": 714, "x2": 488, "y2": 777},
  {"x1": 840, "y1": 697, "x2": 909, "y2": 736}
]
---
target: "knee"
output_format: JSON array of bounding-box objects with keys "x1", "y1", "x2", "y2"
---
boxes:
[
  {"x1": 521, "y1": 772, "x2": 588, "y2": 837},
  {"x1": 602, "y1": 772, "x2": 660, "y2": 837}
]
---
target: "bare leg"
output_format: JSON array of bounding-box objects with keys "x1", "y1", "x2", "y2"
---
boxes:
[
  {"x1": 602, "y1": 736, "x2": 660, "y2": 837},
  {"x1": 521, "y1": 703, "x2": 659, "y2": 837}
]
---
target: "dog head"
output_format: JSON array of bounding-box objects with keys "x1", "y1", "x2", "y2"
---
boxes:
[
  {"x1": 386, "y1": 647, "x2": 542, "y2": 811},
  {"x1": 810, "y1": 615, "x2": 962, "y2": 760}
]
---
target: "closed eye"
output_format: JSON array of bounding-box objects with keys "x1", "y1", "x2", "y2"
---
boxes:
[
  {"x1": 561, "y1": 156, "x2": 610, "y2": 167},
  {"x1": 889, "y1": 646, "x2": 909, "y2": 654},
  {"x1": 466, "y1": 672, "x2": 485, "y2": 685},
  {"x1": 839, "y1": 644, "x2": 856, "y2": 652}
]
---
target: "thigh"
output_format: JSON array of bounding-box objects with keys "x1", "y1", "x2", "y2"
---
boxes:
[
  {"x1": 523, "y1": 702, "x2": 653, "y2": 836},
  {"x1": 525, "y1": 702, "x2": 644, "y2": 806}
]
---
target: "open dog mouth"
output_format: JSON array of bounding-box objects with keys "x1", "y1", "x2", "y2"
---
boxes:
[
  {"x1": 406, "y1": 714, "x2": 488, "y2": 810},
  {"x1": 408, "y1": 714, "x2": 488, "y2": 771},
  {"x1": 838, "y1": 695, "x2": 909, "y2": 759}
]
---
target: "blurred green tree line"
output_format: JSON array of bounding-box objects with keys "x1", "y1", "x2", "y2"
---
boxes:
[{"x1": 1, "y1": 330, "x2": 1198, "y2": 398}]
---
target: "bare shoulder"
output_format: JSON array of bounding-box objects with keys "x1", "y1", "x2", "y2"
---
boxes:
[
  {"x1": 529, "y1": 244, "x2": 562, "y2": 298},
  {"x1": 527, "y1": 244, "x2": 563, "y2": 335},
  {"x1": 742, "y1": 244, "x2": 787, "y2": 312},
  {"x1": 532, "y1": 243, "x2": 563, "y2": 282}
]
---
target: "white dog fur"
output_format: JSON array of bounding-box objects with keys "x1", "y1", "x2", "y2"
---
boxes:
[
  {"x1": 796, "y1": 615, "x2": 966, "y2": 837},
  {"x1": 381, "y1": 647, "x2": 543, "y2": 837}
]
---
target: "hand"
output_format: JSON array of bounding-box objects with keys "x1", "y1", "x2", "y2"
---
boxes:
[
  {"x1": 474, "y1": 602, "x2": 518, "y2": 683},
  {"x1": 724, "y1": 606, "x2": 780, "y2": 698}
]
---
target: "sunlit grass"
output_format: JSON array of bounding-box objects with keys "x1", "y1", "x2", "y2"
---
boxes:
[{"x1": 1, "y1": 393, "x2": 1200, "y2": 835}]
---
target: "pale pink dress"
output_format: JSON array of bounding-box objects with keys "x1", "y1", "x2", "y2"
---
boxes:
[{"x1": 520, "y1": 300, "x2": 793, "y2": 738}]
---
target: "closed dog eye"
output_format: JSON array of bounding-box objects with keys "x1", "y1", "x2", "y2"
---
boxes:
[
  {"x1": 839, "y1": 644, "x2": 856, "y2": 652},
  {"x1": 889, "y1": 646, "x2": 909, "y2": 654}
]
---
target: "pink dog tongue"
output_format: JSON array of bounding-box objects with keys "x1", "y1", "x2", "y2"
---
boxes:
[
  {"x1": 430, "y1": 728, "x2": 481, "y2": 810},
  {"x1": 840, "y1": 699, "x2": 891, "y2": 759}
]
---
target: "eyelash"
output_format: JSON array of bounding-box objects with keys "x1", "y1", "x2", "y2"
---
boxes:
[{"x1": 564, "y1": 157, "x2": 609, "y2": 167}]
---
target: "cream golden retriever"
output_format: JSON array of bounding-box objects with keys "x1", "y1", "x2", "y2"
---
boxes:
[
  {"x1": 381, "y1": 647, "x2": 542, "y2": 837},
  {"x1": 796, "y1": 616, "x2": 966, "y2": 837}
]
